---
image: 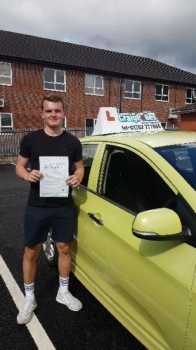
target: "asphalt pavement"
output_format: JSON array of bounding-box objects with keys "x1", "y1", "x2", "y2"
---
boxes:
[{"x1": 0, "y1": 164, "x2": 147, "y2": 350}]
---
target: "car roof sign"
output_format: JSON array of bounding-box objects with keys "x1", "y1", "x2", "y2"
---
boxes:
[{"x1": 92, "y1": 107, "x2": 164, "y2": 135}]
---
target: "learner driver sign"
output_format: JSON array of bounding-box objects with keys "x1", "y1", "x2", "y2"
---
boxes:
[{"x1": 92, "y1": 107, "x2": 164, "y2": 135}]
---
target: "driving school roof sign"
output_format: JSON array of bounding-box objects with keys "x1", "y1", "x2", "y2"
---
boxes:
[{"x1": 92, "y1": 107, "x2": 164, "y2": 135}]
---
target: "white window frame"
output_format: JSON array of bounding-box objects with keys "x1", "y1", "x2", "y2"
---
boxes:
[
  {"x1": 0, "y1": 113, "x2": 13, "y2": 132},
  {"x1": 124, "y1": 80, "x2": 141, "y2": 99},
  {"x1": 155, "y1": 84, "x2": 169, "y2": 102},
  {"x1": 62, "y1": 117, "x2": 67, "y2": 129},
  {"x1": 44, "y1": 68, "x2": 66, "y2": 92},
  {"x1": 85, "y1": 74, "x2": 104, "y2": 96},
  {"x1": 185, "y1": 87, "x2": 196, "y2": 104},
  {"x1": 0, "y1": 62, "x2": 12, "y2": 86}
]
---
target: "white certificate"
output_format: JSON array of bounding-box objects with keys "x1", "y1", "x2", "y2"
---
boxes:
[{"x1": 39, "y1": 156, "x2": 69, "y2": 197}]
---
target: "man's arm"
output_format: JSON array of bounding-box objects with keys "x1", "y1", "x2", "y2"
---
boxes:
[
  {"x1": 73, "y1": 160, "x2": 84, "y2": 183},
  {"x1": 66, "y1": 160, "x2": 84, "y2": 187},
  {"x1": 16, "y1": 155, "x2": 42, "y2": 183}
]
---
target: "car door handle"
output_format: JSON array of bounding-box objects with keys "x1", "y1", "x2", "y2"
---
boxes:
[{"x1": 88, "y1": 212, "x2": 103, "y2": 226}]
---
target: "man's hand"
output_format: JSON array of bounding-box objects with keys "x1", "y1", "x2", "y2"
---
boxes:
[
  {"x1": 66, "y1": 174, "x2": 81, "y2": 187},
  {"x1": 26, "y1": 170, "x2": 43, "y2": 183}
]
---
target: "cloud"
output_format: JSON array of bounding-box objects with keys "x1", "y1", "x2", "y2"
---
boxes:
[{"x1": 1, "y1": 0, "x2": 196, "y2": 73}]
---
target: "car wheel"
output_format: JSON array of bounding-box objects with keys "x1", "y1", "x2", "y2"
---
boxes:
[{"x1": 42, "y1": 228, "x2": 58, "y2": 267}]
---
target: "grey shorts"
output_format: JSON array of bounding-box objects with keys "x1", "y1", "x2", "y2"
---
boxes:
[{"x1": 24, "y1": 204, "x2": 76, "y2": 247}]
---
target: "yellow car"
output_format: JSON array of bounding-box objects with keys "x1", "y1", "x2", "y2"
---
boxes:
[{"x1": 43, "y1": 109, "x2": 196, "y2": 350}]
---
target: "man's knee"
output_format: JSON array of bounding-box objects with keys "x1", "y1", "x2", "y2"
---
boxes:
[
  {"x1": 24, "y1": 244, "x2": 41, "y2": 261},
  {"x1": 56, "y1": 242, "x2": 71, "y2": 255}
]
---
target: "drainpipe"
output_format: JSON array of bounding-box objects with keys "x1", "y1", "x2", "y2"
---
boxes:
[{"x1": 118, "y1": 78, "x2": 122, "y2": 113}]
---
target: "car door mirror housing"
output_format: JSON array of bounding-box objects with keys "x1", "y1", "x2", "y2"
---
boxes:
[{"x1": 132, "y1": 208, "x2": 189, "y2": 241}]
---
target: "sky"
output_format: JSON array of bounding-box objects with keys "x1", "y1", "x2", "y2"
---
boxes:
[{"x1": 1, "y1": 0, "x2": 196, "y2": 73}]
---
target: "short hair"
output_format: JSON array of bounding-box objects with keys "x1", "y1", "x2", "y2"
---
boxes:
[{"x1": 41, "y1": 95, "x2": 65, "y2": 110}]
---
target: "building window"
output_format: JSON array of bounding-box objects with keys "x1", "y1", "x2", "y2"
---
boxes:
[
  {"x1": 0, "y1": 62, "x2": 12, "y2": 86},
  {"x1": 44, "y1": 68, "x2": 66, "y2": 91},
  {"x1": 62, "y1": 117, "x2": 66, "y2": 129},
  {"x1": 155, "y1": 84, "x2": 169, "y2": 101},
  {"x1": 0, "y1": 113, "x2": 13, "y2": 132},
  {"x1": 125, "y1": 80, "x2": 141, "y2": 99},
  {"x1": 161, "y1": 122, "x2": 167, "y2": 129},
  {"x1": 85, "y1": 74, "x2": 103, "y2": 95},
  {"x1": 186, "y1": 88, "x2": 196, "y2": 104},
  {"x1": 85, "y1": 118, "x2": 97, "y2": 136}
]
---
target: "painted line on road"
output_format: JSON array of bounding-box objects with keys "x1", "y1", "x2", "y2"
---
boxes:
[{"x1": 0, "y1": 255, "x2": 56, "y2": 350}]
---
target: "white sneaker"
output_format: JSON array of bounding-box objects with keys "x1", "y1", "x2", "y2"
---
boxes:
[
  {"x1": 17, "y1": 298, "x2": 37, "y2": 324},
  {"x1": 56, "y1": 289, "x2": 82, "y2": 311}
]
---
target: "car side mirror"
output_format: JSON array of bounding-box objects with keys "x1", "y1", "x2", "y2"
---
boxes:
[{"x1": 132, "y1": 208, "x2": 191, "y2": 242}]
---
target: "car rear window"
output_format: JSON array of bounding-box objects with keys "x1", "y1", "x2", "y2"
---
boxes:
[{"x1": 155, "y1": 143, "x2": 196, "y2": 190}]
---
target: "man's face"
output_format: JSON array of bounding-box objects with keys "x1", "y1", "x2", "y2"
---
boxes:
[{"x1": 41, "y1": 100, "x2": 65, "y2": 128}]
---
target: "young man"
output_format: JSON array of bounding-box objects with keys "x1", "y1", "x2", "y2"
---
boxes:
[{"x1": 16, "y1": 95, "x2": 84, "y2": 324}]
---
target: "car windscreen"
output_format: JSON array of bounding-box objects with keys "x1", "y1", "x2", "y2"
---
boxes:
[{"x1": 155, "y1": 143, "x2": 196, "y2": 190}]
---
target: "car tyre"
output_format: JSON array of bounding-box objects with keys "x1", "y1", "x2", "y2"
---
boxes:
[{"x1": 42, "y1": 228, "x2": 58, "y2": 267}]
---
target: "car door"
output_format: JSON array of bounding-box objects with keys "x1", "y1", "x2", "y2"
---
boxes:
[
  {"x1": 71, "y1": 142, "x2": 99, "y2": 277},
  {"x1": 74, "y1": 141, "x2": 196, "y2": 350}
]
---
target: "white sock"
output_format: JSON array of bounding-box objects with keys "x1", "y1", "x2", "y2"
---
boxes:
[
  {"x1": 59, "y1": 276, "x2": 69, "y2": 293},
  {"x1": 24, "y1": 283, "x2": 35, "y2": 300}
]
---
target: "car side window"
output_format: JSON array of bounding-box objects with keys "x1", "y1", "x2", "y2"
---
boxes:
[
  {"x1": 81, "y1": 144, "x2": 98, "y2": 187},
  {"x1": 99, "y1": 146, "x2": 176, "y2": 213}
]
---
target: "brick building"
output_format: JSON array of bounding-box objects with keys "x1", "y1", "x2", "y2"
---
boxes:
[{"x1": 1, "y1": 29, "x2": 196, "y2": 132}]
